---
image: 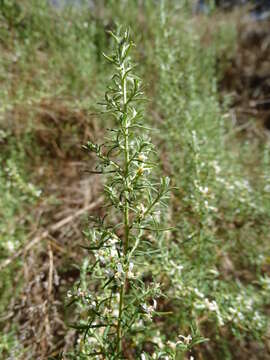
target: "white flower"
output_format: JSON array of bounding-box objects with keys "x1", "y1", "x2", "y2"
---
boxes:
[
  {"x1": 137, "y1": 163, "x2": 151, "y2": 175},
  {"x1": 205, "y1": 299, "x2": 218, "y2": 312},
  {"x1": 177, "y1": 334, "x2": 192, "y2": 345},
  {"x1": 169, "y1": 260, "x2": 184, "y2": 275},
  {"x1": 6, "y1": 241, "x2": 15, "y2": 252},
  {"x1": 212, "y1": 160, "x2": 221, "y2": 174},
  {"x1": 127, "y1": 262, "x2": 135, "y2": 279},
  {"x1": 142, "y1": 300, "x2": 157, "y2": 320},
  {"x1": 153, "y1": 333, "x2": 164, "y2": 349},
  {"x1": 105, "y1": 269, "x2": 114, "y2": 278},
  {"x1": 264, "y1": 184, "x2": 270, "y2": 192},
  {"x1": 229, "y1": 307, "x2": 237, "y2": 315},
  {"x1": 138, "y1": 203, "x2": 146, "y2": 215},
  {"x1": 99, "y1": 255, "x2": 106, "y2": 266},
  {"x1": 88, "y1": 300, "x2": 96, "y2": 309},
  {"x1": 108, "y1": 235, "x2": 118, "y2": 245},
  {"x1": 198, "y1": 185, "x2": 209, "y2": 195},
  {"x1": 237, "y1": 311, "x2": 244, "y2": 321},
  {"x1": 138, "y1": 153, "x2": 147, "y2": 162},
  {"x1": 167, "y1": 340, "x2": 176, "y2": 350},
  {"x1": 77, "y1": 288, "x2": 85, "y2": 297},
  {"x1": 116, "y1": 263, "x2": 124, "y2": 274},
  {"x1": 194, "y1": 288, "x2": 204, "y2": 299},
  {"x1": 209, "y1": 268, "x2": 219, "y2": 277},
  {"x1": 194, "y1": 302, "x2": 206, "y2": 310},
  {"x1": 109, "y1": 246, "x2": 118, "y2": 260}
]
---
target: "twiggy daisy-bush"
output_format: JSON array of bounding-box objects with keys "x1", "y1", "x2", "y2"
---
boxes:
[
  {"x1": 2, "y1": 2, "x2": 270, "y2": 358},
  {"x1": 65, "y1": 30, "x2": 190, "y2": 359}
]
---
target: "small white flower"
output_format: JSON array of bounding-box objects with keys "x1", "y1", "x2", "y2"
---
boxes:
[
  {"x1": 89, "y1": 300, "x2": 96, "y2": 309},
  {"x1": 6, "y1": 241, "x2": 15, "y2": 252},
  {"x1": 205, "y1": 299, "x2": 218, "y2": 312},
  {"x1": 142, "y1": 300, "x2": 157, "y2": 320},
  {"x1": 209, "y1": 268, "x2": 219, "y2": 277},
  {"x1": 178, "y1": 334, "x2": 192, "y2": 345},
  {"x1": 105, "y1": 269, "x2": 114, "y2": 278},
  {"x1": 264, "y1": 184, "x2": 270, "y2": 192},
  {"x1": 99, "y1": 256, "x2": 106, "y2": 266},
  {"x1": 109, "y1": 246, "x2": 118, "y2": 260},
  {"x1": 142, "y1": 303, "x2": 148, "y2": 312},
  {"x1": 194, "y1": 288, "x2": 204, "y2": 299},
  {"x1": 237, "y1": 311, "x2": 244, "y2": 321},
  {"x1": 77, "y1": 288, "x2": 85, "y2": 297},
  {"x1": 212, "y1": 160, "x2": 221, "y2": 174},
  {"x1": 198, "y1": 185, "x2": 209, "y2": 195},
  {"x1": 127, "y1": 262, "x2": 135, "y2": 279},
  {"x1": 116, "y1": 263, "x2": 124, "y2": 274},
  {"x1": 108, "y1": 235, "x2": 118, "y2": 245},
  {"x1": 229, "y1": 307, "x2": 237, "y2": 315},
  {"x1": 153, "y1": 333, "x2": 164, "y2": 349},
  {"x1": 167, "y1": 340, "x2": 176, "y2": 349},
  {"x1": 138, "y1": 153, "x2": 147, "y2": 162}
]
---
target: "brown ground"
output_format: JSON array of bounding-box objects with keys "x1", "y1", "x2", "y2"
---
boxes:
[
  {"x1": 221, "y1": 16, "x2": 270, "y2": 136},
  {"x1": 2, "y1": 101, "x2": 105, "y2": 359}
]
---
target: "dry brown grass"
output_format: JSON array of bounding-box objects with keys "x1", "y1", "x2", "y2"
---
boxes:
[{"x1": 1, "y1": 100, "x2": 106, "y2": 358}]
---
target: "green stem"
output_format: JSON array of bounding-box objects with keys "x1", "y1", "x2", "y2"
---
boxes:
[
  {"x1": 116, "y1": 64, "x2": 129, "y2": 354},
  {"x1": 116, "y1": 283, "x2": 124, "y2": 353}
]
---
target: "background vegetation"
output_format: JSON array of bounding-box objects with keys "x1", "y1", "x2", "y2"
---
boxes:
[{"x1": 0, "y1": 0, "x2": 269, "y2": 359}]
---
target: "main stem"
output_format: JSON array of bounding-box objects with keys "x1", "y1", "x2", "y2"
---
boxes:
[{"x1": 116, "y1": 65, "x2": 129, "y2": 353}]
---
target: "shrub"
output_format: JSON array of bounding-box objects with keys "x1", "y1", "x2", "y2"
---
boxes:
[{"x1": 66, "y1": 29, "x2": 177, "y2": 359}]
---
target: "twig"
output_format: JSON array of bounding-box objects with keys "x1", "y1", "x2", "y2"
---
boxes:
[
  {"x1": 0, "y1": 197, "x2": 103, "y2": 271},
  {"x1": 48, "y1": 242, "x2": 54, "y2": 297}
]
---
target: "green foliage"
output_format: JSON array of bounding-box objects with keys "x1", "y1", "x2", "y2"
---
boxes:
[
  {"x1": 0, "y1": 141, "x2": 41, "y2": 305},
  {"x1": 0, "y1": 1, "x2": 269, "y2": 359},
  {"x1": 0, "y1": 139, "x2": 40, "y2": 358},
  {"x1": 151, "y1": 0, "x2": 270, "y2": 351},
  {"x1": 0, "y1": 327, "x2": 21, "y2": 359},
  {"x1": 66, "y1": 29, "x2": 187, "y2": 359}
]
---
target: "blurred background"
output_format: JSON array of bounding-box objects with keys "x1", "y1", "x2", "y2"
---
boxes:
[{"x1": 0, "y1": 1, "x2": 270, "y2": 359}]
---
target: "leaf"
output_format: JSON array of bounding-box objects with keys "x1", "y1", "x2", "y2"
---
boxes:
[{"x1": 102, "y1": 52, "x2": 115, "y2": 63}]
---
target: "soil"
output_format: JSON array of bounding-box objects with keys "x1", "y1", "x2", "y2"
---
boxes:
[
  {"x1": 221, "y1": 16, "x2": 270, "y2": 134},
  {"x1": 2, "y1": 101, "x2": 105, "y2": 359}
]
